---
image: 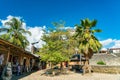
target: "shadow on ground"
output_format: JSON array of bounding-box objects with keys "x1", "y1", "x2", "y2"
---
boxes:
[
  {"x1": 40, "y1": 68, "x2": 84, "y2": 77},
  {"x1": 11, "y1": 70, "x2": 38, "y2": 80}
]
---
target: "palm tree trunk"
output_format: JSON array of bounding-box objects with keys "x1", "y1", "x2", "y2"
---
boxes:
[
  {"x1": 82, "y1": 56, "x2": 91, "y2": 75},
  {"x1": 85, "y1": 56, "x2": 89, "y2": 65}
]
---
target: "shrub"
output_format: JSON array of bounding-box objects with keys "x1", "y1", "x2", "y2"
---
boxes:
[{"x1": 97, "y1": 61, "x2": 106, "y2": 65}]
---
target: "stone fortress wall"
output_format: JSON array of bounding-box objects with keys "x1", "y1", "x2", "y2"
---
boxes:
[{"x1": 90, "y1": 53, "x2": 120, "y2": 73}]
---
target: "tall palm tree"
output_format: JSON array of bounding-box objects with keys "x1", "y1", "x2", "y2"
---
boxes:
[
  {"x1": 75, "y1": 18, "x2": 102, "y2": 74},
  {"x1": 0, "y1": 17, "x2": 31, "y2": 49}
]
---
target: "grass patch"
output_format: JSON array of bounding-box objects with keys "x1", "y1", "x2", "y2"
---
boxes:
[{"x1": 97, "y1": 61, "x2": 106, "y2": 65}]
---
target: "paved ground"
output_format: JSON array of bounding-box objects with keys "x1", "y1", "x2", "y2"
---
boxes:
[{"x1": 12, "y1": 70, "x2": 120, "y2": 80}]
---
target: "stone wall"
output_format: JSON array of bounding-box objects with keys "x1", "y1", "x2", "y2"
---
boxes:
[
  {"x1": 91, "y1": 65, "x2": 120, "y2": 73},
  {"x1": 90, "y1": 53, "x2": 120, "y2": 66},
  {"x1": 90, "y1": 53, "x2": 120, "y2": 73}
]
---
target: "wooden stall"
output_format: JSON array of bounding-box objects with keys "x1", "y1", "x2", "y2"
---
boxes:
[{"x1": 69, "y1": 54, "x2": 86, "y2": 70}]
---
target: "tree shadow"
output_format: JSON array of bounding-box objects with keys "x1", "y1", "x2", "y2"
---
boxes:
[
  {"x1": 70, "y1": 68, "x2": 93, "y2": 75},
  {"x1": 11, "y1": 70, "x2": 38, "y2": 80},
  {"x1": 40, "y1": 68, "x2": 72, "y2": 77}
]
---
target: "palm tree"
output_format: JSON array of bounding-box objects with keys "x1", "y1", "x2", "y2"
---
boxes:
[
  {"x1": 0, "y1": 17, "x2": 31, "y2": 49},
  {"x1": 75, "y1": 18, "x2": 102, "y2": 74}
]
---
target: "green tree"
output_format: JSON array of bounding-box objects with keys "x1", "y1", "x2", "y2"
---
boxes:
[
  {"x1": 38, "y1": 21, "x2": 76, "y2": 69},
  {"x1": 75, "y1": 18, "x2": 102, "y2": 74},
  {"x1": 0, "y1": 17, "x2": 31, "y2": 48},
  {"x1": 52, "y1": 21, "x2": 78, "y2": 56}
]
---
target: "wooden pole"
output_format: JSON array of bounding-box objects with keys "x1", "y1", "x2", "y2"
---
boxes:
[
  {"x1": 6, "y1": 47, "x2": 10, "y2": 64},
  {"x1": 20, "y1": 53, "x2": 23, "y2": 65}
]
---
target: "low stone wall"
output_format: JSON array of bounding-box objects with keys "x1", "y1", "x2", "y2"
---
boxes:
[
  {"x1": 91, "y1": 65, "x2": 120, "y2": 74},
  {"x1": 90, "y1": 54, "x2": 120, "y2": 66}
]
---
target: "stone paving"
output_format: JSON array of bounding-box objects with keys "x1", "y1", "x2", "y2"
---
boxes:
[{"x1": 11, "y1": 70, "x2": 120, "y2": 80}]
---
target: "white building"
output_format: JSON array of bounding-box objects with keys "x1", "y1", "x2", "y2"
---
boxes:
[{"x1": 108, "y1": 48, "x2": 120, "y2": 53}]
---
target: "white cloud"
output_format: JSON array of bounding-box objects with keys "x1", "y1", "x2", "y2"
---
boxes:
[
  {"x1": 112, "y1": 40, "x2": 120, "y2": 48},
  {"x1": 1, "y1": 15, "x2": 13, "y2": 26},
  {"x1": 1, "y1": 15, "x2": 22, "y2": 27},
  {"x1": 101, "y1": 48, "x2": 107, "y2": 50},
  {"x1": 26, "y1": 26, "x2": 45, "y2": 50},
  {"x1": 22, "y1": 23, "x2": 27, "y2": 30},
  {"x1": 100, "y1": 39, "x2": 120, "y2": 50},
  {"x1": 100, "y1": 39, "x2": 115, "y2": 46}
]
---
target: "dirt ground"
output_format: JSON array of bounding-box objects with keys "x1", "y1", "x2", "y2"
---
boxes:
[{"x1": 12, "y1": 70, "x2": 120, "y2": 80}]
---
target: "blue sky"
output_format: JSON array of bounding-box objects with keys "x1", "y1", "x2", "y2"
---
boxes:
[{"x1": 0, "y1": 0, "x2": 120, "y2": 49}]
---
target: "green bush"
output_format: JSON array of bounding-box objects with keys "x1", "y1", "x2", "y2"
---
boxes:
[{"x1": 97, "y1": 61, "x2": 106, "y2": 65}]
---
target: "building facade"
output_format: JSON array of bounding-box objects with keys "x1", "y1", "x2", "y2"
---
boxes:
[{"x1": 0, "y1": 38, "x2": 39, "y2": 76}]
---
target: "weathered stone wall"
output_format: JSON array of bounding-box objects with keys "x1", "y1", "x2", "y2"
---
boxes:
[
  {"x1": 90, "y1": 53, "x2": 120, "y2": 73},
  {"x1": 90, "y1": 53, "x2": 120, "y2": 66},
  {"x1": 91, "y1": 65, "x2": 120, "y2": 73}
]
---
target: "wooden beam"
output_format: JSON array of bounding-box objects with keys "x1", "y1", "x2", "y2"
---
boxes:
[
  {"x1": 0, "y1": 48, "x2": 8, "y2": 51},
  {"x1": 0, "y1": 38, "x2": 38, "y2": 59}
]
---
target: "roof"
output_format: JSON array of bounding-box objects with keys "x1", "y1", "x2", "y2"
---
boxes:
[
  {"x1": 0, "y1": 38, "x2": 39, "y2": 58},
  {"x1": 71, "y1": 54, "x2": 86, "y2": 61},
  {"x1": 109, "y1": 48, "x2": 120, "y2": 50}
]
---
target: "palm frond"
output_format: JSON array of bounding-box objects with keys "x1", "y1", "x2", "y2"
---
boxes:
[
  {"x1": 0, "y1": 17, "x2": 31, "y2": 49},
  {"x1": 74, "y1": 18, "x2": 102, "y2": 58}
]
